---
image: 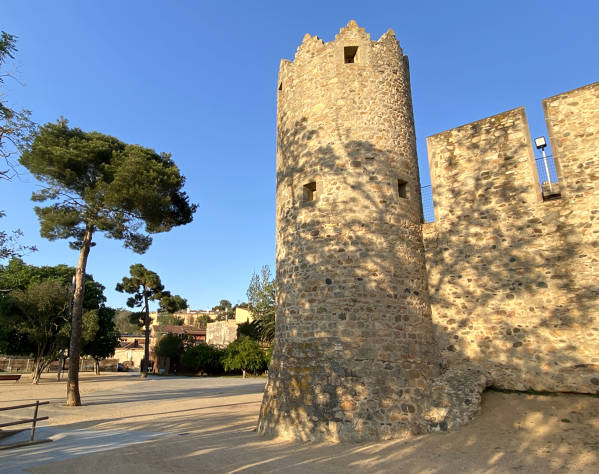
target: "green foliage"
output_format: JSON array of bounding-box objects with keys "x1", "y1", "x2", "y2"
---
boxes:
[
  {"x1": 127, "y1": 311, "x2": 147, "y2": 330},
  {"x1": 0, "y1": 212, "x2": 37, "y2": 261},
  {"x1": 158, "y1": 294, "x2": 187, "y2": 314},
  {"x1": 20, "y1": 119, "x2": 196, "y2": 252},
  {"x1": 1, "y1": 31, "x2": 35, "y2": 181},
  {"x1": 0, "y1": 258, "x2": 105, "y2": 309},
  {"x1": 1, "y1": 32, "x2": 37, "y2": 259},
  {"x1": 0, "y1": 259, "x2": 118, "y2": 378},
  {"x1": 181, "y1": 343, "x2": 224, "y2": 374},
  {"x1": 237, "y1": 320, "x2": 260, "y2": 340},
  {"x1": 154, "y1": 334, "x2": 184, "y2": 359},
  {"x1": 82, "y1": 306, "x2": 119, "y2": 361},
  {"x1": 222, "y1": 336, "x2": 266, "y2": 375},
  {"x1": 212, "y1": 299, "x2": 234, "y2": 321},
  {"x1": 194, "y1": 314, "x2": 212, "y2": 329},
  {"x1": 2, "y1": 280, "x2": 70, "y2": 382},
  {"x1": 246, "y1": 265, "x2": 276, "y2": 343},
  {"x1": 113, "y1": 309, "x2": 141, "y2": 335},
  {"x1": 157, "y1": 313, "x2": 184, "y2": 326},
  {"x1": 116, "y1": 264, "x2": 165, "y2": 311}
]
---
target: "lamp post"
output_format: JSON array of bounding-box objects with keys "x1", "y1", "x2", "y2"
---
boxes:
[{"x1": 534, "y1": 136, "x2": 552, "y2": 193}]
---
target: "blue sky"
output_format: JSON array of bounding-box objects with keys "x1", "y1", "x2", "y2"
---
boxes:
[{"x1": 1, "y1": 1, "x2": 598, "y2": 310}]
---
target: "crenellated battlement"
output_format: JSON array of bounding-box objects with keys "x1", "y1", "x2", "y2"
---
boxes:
[
  {"x1": 286, "y1": 20, "x2": 403, "y2": 67},
  {"x1": 259, "y1": 21, "x2": 598, "y2": 443},
  {"x1": 424, "y1": 81, "x2": 599, "y2": 394}
]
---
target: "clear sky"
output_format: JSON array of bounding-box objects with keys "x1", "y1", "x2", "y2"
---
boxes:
[{"x1": 1, "y1": 1, "x2": 598, "y2": 311}]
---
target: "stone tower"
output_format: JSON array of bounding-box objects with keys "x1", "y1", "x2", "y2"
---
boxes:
[{"x1": 257, "y1": 21, "x2": 443, "y2": 442}]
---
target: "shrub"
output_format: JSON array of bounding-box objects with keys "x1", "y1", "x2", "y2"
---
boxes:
[
  {"x1": 222, "y1": 336, "x2": 266, "y2": 377},
  {"x1": 154, "y1": 334, "x2": 185, "y2": 359},
  {"x1": 181, "y1": 343, "x2": 224, "y2": 375}
]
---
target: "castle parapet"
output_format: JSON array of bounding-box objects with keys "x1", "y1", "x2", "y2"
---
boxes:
[
  {"x1": 543, "y1": 81, "x2": 599, "y2": 199},
  {"x1": 427, "y1": 107, "x2": 540, "y2": 223},
  {"x1": 424, "y1": 82, "x2": 599, "y2": 394}
]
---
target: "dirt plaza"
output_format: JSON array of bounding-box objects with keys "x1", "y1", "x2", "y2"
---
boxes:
[{"x1": 0, "y1": 373, "x2": 597, "y2": 473}]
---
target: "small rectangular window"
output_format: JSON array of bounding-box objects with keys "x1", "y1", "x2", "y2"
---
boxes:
[
  {"x1": 397, "y1": 179, "x2": 408, "y2": 199},
  {"x1": 303, "y1": 182, "x2": 316, "y2": 202},
  {"x1": 344, "y1": 46, "x2": 358, "y2": 64}
]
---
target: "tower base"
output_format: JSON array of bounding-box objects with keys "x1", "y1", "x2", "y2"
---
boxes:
[{"x1": 257, "y1": 366, "x2": 491, "y2": 442}]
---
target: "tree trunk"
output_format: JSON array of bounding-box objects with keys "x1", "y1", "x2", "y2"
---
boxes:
[
  {"x1": 57, "y1": 354, "x2": 64, "y2": 381},
  {"x1": 141, "y1": 290, "x2": 150, "y2": 379},
  {"x1": 32, "y1": 359, "x2": 42, "y2": 384},
  {"x1": 66, "y1": 226, "x2": 93, "y2": 406},
  {"x1": 94, "y1": 358, "x2": 100, "y2": 375},
  {"x1": 32, "y1": 358, "x2": 49, "y2": 384}
]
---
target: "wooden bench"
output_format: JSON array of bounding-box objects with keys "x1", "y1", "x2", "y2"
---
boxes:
[{"x1": 0, "y1": 374, "x2": 21, "y2": 382}]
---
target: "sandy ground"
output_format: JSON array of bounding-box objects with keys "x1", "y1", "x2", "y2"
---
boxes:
[{"x1": 1, "y1": 373, "x2": 598, "y2": 473}]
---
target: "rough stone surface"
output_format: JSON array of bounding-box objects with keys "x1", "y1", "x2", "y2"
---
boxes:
[
  {"x1": 425, "y1": 82, "x2": 599, "y2": 394},
  {"x1": 258, "y1": 21, "x2": 598, "y2": 443},
  {"x1": 425, "y1": 369, "x2": 492, "y2": 432},
  {"x1": 206, "y1": 320, "x2": 238, "y2": 347},
  {"x1": 260, "y1": 21, "x2": 456, "y2": 442}
]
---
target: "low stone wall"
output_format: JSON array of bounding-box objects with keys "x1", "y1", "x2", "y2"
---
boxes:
[
  {"x1": 0, "y1": 356, "x2": 119, "y2": 373},
  {"x1": 206, "y1": 321, "x2": 238, "y2": 347}
]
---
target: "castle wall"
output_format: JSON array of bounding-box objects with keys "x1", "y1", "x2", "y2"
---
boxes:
[{"x1": 424, "y1": 82, "x2": 599, "y2": 393}]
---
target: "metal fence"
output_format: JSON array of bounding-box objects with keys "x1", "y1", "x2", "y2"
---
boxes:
[
  {"x1": 534, "y1": 154, "x2": 559, "y2": 189},
  {"x1": 420, "y1": 185, "x2": 435, "y2": 223}
]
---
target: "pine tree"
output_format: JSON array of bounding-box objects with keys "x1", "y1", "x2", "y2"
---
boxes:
[
  {"x1": 20, "y1": 120, "x2": 196, "y2": 405},
  {"x1": 116, "y1": 264, "x2": 166, "y2": 378}
]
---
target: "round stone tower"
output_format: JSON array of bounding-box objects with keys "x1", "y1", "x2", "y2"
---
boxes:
[{"x1": 258, "y1": 21, "x2": 441, "y2": 441}]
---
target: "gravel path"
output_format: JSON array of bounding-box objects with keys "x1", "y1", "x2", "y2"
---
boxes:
[{"x1": 1, "y1": 373, "x2": 597, "y2": 473}]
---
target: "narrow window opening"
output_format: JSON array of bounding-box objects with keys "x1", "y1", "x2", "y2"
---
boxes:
[
  {"x1": 397, "y1": 179, "x2": 408, "y2": 199},
  {"x1": 278, "y1": 82, "x2": 282, "y2": 91},
  {"x1": 303, "y1": 181, "x2": 316, "y2": 202},
  {"x1": 344, "y1": 46, "x2": 358, "y2": 64}
]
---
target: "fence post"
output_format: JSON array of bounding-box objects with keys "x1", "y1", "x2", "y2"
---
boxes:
[{"x1": 30, "y1": 400, "x2": 40, "y2": 441}]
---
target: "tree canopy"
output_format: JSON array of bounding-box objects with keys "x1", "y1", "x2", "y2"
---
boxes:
[
  {"x1": 157, "y1": 313, "x2": 184, "y2": 326},
  {"x1": 0, "y1": 258, "x2": 104, "y2": 309},
  {"x1": 212, "y1": 299, "x2": 234, "y2": 321},
  {"x1": 20, "y1": 119, "x2": 196, "y2": 405},
  {"x1": 1, "y1": 31, "x2": 35, "y2": 181},
  {"x1": 158, "y1": 294, "x2": 188, "y2": 314},
  {"x1": 20, "y1": 119, "x2": 196, "y2": 253},
  {"x1": 1, "y1": 32, "x2": 36, "y2": 260},
  {"x1": 222, "y1": 336, "x2": 266, "y2": 378},
  {"x1": 2, "y1": 280, "x2": 70, "y2": 383},
  {"x1": 246, "y1": 265, "x2": 276, "y2": 343},
  {"x1": 154, "y1": 333, "x2": 184, "y2": 360},
  {"x1": 81, "y1": 306, "x2": 119, "y2": 374},
  {"x1": 0, "y1": 259, "x2": 118, "y2": 383}
]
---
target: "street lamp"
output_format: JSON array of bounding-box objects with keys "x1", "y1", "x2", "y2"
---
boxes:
[{"x1": 534, "y1": 136, "x2": 552, "y2": 193}]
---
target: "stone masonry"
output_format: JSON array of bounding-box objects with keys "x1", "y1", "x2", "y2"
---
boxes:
[
  {"x1": 258, "y1": 21, "x2": 491, "y2": 442},
  {"x1": 258, "y1": 21, "x2": 598, "y2": 442},
  {"x1": 425, "y1": 82, "x2": 599, "y2": 393}
]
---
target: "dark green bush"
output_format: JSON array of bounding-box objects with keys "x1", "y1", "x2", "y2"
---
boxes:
[
  {"x1": 222, "y1": 336, "x2": 266, "y2": 376},
  {"x1": 181, "y1": 343, "x2": 224, "y2": 375},
  {"x1": 154, "y1": 334, "x2": 185, "y2": 359}
]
